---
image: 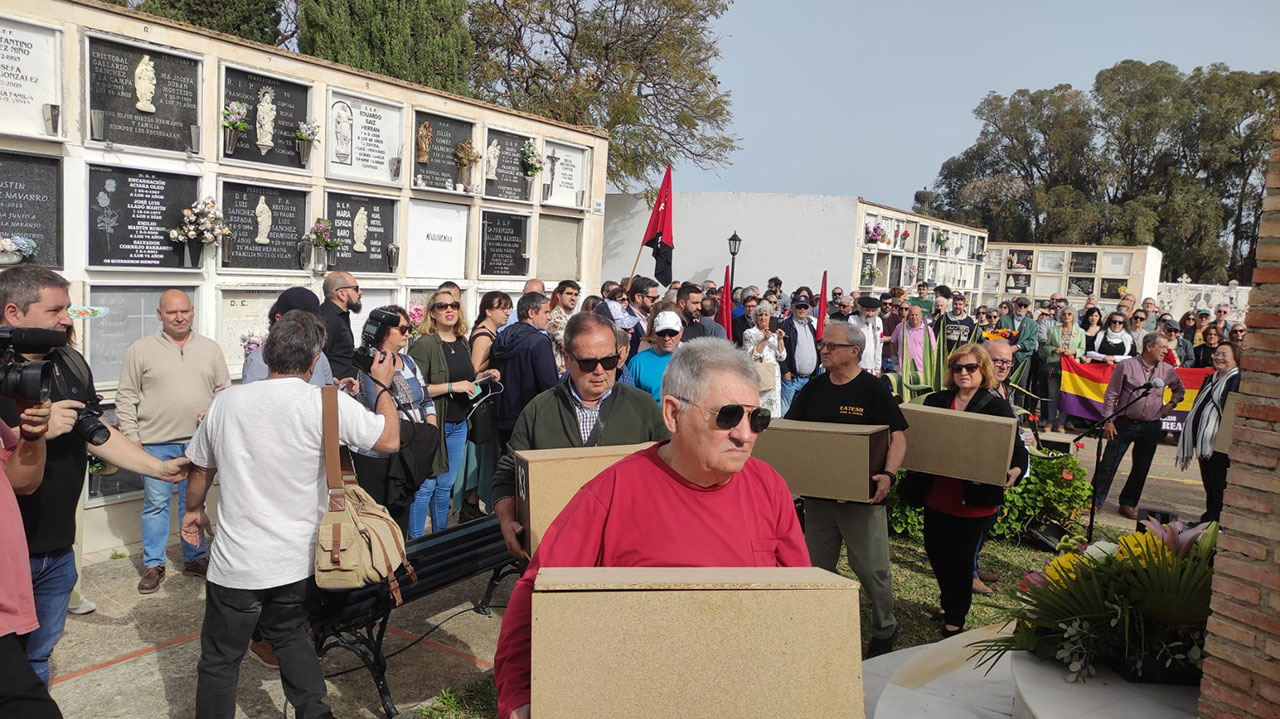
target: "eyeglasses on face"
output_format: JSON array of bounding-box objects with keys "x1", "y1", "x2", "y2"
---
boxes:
[
  {"x1": 338, "y1": 285, "x2": 361, "y2": 293},
  {"x1": 570, "y1": 354, "x2": 620, "y2": 372},
  {"x1": 1216, "y1": 309, "x2": 1227, "y2": 314},
  {"x1": 991, "y1": 358, "x2": 1013, "y2": 367},
  {"x1": 674, "y1": 396, "x2": 771, "y2": 433},
  {"x1": 1110, "y1": 319, "x2": 1125, "y2": 325},
  {"x1": 392, "y1": 324, "x2": 412, "y2": 334},
  {"x1": 950, "y1": 362, "x2": 981, "y2": 374},
  {"x1": 433, "y1": 301, "x2": 461, "y2": 311},
  {"x1": 817, "y1": 340, "x2": 856, "y2": 350},
  {"x1": 646, "y1": 293, "x2": 660, "y2": 301},
  {"x1": 656, "y1": 329, "x2": 681, "y2": 339}
]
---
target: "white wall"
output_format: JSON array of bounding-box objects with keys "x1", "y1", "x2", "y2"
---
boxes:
[{"x1": 603, "y1": 192, "x2": 858, "y2": 293}]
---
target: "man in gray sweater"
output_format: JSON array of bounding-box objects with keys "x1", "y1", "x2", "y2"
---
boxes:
[{"x1": 116, "y1": 289, "x2": 230, "y2": 593}]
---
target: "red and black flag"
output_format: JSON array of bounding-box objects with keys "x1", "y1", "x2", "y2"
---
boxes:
[{"x1": 642, "y1": 165, "x2": 674, "y2": 286}]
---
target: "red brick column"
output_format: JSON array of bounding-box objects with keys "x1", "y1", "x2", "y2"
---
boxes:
[{"x1": 1198, "y1": 123, "x2": 1280, "y2": 719}]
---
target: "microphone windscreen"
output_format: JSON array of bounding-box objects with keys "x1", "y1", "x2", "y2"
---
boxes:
[{"x1": 1150, "y1": 377, "x2": 1165, "y2": 388}]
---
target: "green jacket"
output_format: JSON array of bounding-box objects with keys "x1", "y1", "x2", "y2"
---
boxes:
[
  {"x1": 997, "y1": 313, "x2": 1038, "y2": 364},
  {"x1": 1041, "y1": 324, "x2": 1086, "y2": 370},
  {"x1": 490, "y1": 380, "x2": 670, "y2": 503},
  {"x1": 407, "y1": 332, "x2": 470, "y2": 478}
]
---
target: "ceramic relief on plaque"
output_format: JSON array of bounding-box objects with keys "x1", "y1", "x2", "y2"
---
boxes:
[{"x1": 255, "y1": 87, "x2": 276, "y2": 155}]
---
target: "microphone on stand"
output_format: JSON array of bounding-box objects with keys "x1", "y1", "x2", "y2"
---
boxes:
[{"x1": 1137, "y1": 377, "x2": 1165, "y2": 392}]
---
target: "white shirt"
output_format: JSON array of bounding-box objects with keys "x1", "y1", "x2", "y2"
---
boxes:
[
  {"x1": 187, "y1": 377, "x2": 386, "y2": 590},
  {"x1": 851, "y1": 314, "x2": 882, "y2": 375}
]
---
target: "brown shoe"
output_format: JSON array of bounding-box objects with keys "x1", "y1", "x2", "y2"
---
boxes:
[
  {"x1": 183, "y1": 556, "x2": 209, "y2": 577},
  {"x1": 972, "y1": 578, "x2": 994, "y2": 596},
  {"x1": 137, "y1": 565, "x2": 165, "y2": 594},
  {"x1": 248, "y1": 640, "x2": 280, "y2": 670},
  {"x1": 977, "y1": 568, "x2": 999, "y2": 583},
  {"x1": 1118, "y1": 505, "x2": 1138, "y2": 520}
]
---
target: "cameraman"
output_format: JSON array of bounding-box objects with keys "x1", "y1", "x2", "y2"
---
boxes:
[{"x1": 0, "y1": 266, "x2": 189, "y2": 685}]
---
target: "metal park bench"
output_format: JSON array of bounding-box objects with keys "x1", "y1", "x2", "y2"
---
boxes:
[{"x1": 310, "y1": 516, "x2": 521, "y2": 717}]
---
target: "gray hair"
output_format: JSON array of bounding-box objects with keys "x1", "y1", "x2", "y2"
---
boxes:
[
  {"x1": 516, "y1": 291, "x2": 549, "y2": 321},
  {"x1": 263, "y1": 310, "x2": 327, "y2": 375},
  {"x1": 0, "y1": 265, "x2": 69, "y2": 316},
  {"x1": 754, "y1": 301, "x2": 773, "y2": 317},
  {"x1": 823, "y1": 321, "x2": 865, "y2": 355},
  {"x1": 563, "y1": 311, "x2": 617, "y2": 355},
  {"x1": 1140, "y1": 331, "x2": 1163, "y2": 353},
  {"x1": 661, "y1": 337, "x2": 758, "y2": 404},
  {"x1": 1055, "y1": 305, "x2": 1076, "y2": 323}
]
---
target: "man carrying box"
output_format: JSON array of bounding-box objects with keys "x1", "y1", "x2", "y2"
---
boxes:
[
  {"x1": 493, "y1": 338, "x2": 810, "y2": 719},
  {"x1": 784, "y1": 320, "x2": 906, "y2": 658},
  {"x1": 490, "y1": 312, "x2": 669, "y2": 558}
]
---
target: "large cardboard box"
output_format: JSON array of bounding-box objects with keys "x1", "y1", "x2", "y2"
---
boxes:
[
  {"x1": 750, "y1": 418, "x2": 890, "y2": 502},
  {"x1": 532, "y1": 566, "x2": 863, "y2": 718},
  {"x1": 1214, "y1": 392, "x2": 1238, "y2": 455},
  {"x1": 899, "y1": 403, "x2": 1017, "y2": 485},
  {"x1": 515, "y1": 443, "x2": 654, "y2": 556}
]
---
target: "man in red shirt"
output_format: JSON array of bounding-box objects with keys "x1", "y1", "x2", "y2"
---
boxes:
[{"x1": 493, "y1": 338, "x2": 810, "y2": 719}]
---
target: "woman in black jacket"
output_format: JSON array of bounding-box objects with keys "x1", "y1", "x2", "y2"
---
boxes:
[
  {"x1": 1177, "y1": 341, "x2": 1241, "y2": 522},
  {"x1": 919, "y1": 343, "x2": 1029, "y2": 638}
]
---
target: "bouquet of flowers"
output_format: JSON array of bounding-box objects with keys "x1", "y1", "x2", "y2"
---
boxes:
[
  {"x1": 168, "y1": 198, "x2": 230, "y2": 245},
  {"x1": 305, "y1": 218, "x2": 338, "y2": 250},
  {"x1": 221, "y1": 102, "x2": 249, "y2": 132},
  {"x1": 901, "y1": 229, "x2": 911, "y2": 242},
  {"x1": 981, "y1": 328, "x2": 1013, "y2": 341},
  {"x1": 861, "y1": 265, "x2": 881, "y2": 280},
  {"x1": 932, "y1": 229, "x2": 948, "y2": 247},
  {"x1": 241, "y1": 331, "x2": 266, "y2": 355},
  {"x1": 864, "y1": 223, "x2": 887, "y2": 243},
  {"x1": 454, "y1": 138, "x2": 481, "y2": 169},
  {"x1": 407, "y1": 301, "x2": 427, "y2": 334},
  {"x1": 519, "y1": 139, "x2": 543, "y2": 176},
  {"x1": 0, "y1": 236, "x2": 38, "y2": 258},
  {"x1": 972, "y1": 520, "x2": 1217, "y2": 685},
  {"x1": 295, "y1": 119, "x2": 322, "y2": 142}
]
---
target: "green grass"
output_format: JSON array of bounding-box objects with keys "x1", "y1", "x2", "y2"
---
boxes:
[
  {"x1": 416, "y1": 536, "x2": 1053, "y2": 718},
  {"x1": 110, "y1": 550, "x2": 127, "y2": 560}
]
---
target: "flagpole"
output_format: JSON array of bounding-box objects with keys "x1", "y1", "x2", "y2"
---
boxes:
[{"x1": 623, "y1": 241, "x2": 646, "y2": 294}]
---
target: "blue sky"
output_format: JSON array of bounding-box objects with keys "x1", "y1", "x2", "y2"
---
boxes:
[{"x1": 673, "y1": 0, "x2": 1280, "y2": 209}]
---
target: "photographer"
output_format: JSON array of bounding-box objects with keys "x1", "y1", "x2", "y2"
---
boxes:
[{"x1": 0, "y1": 266, "x2": 189, "y2": 685}]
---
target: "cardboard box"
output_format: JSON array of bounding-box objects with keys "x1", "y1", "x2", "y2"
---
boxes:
[
  {"x1": 515, "y1": 443, "x2": 655, "y2": 556},
  {"x1": 899, "y1": 403, "x2": 1017, "y2": 485},
  {"x1": 750, "y1": 418, "x2": 890, "y2": 502},
  {"x1": 1214, "y1": 392, "x2": 1238, "y2": 455},
  {"x1": 532, "y1": 566, "x2": 863, "y2": 719}
]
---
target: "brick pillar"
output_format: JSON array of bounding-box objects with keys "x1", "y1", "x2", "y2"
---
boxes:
[{"x1": 1197, "y1": 122, "x2": 1280, "y2": 719}]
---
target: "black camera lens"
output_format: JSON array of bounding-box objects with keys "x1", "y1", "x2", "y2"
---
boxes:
[
  {"x1": 74, "y1": 395, "x2": 110, "y2": 446},
  {"x1": 0, "y1": 359, "x2": 52, "y2": 402}
]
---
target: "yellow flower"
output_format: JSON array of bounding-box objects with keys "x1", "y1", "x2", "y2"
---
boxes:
[
  {"x1": 1115, "y1": 530, "x2": 1172, "y2": 567},
  {"x1": 1044, "y1": 553, "x2": 1082, "y2": 584}
]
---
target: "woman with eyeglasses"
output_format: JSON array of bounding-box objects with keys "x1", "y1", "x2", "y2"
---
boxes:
[
  {"x1": 975, "y1": 305, "x2": 995, "y2": 332},
  {"x1": 741, "y1": 301, "x2": 787, "y2": 414},
  {"x1": 1177, "y1": 342, "x2": 1241, "y2": 523},
  {"x1": 919, "y1": 344, "x2": 1028, "y2": 638},
  {"x1": 407, "y1": 291, "x2": 498, "y2": 537},
  {"x1": 351, "y1": 305, "x2": 439, "y2": 535},
  {"x1": 1085, "y1": 311, "x2": 1135, "y2": 365},
  {"x1": 628, "y1": 303, "x2": 685, "y2": 403},
  {"x1": 1193, "y1": 325, "x2": 1222, "y2": 368},
  {"x1": 1041, "y1": 306, "x2": 1085, "y2": 433}
]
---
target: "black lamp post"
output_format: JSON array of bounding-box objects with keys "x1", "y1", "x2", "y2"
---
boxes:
[{"x1": 728, "y1": 231, "x2": 742, "y2": 291}]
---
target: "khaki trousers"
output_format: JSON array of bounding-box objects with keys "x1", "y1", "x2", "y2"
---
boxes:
[{"x1": 804, "y1": 498, "x2": 897, "y2": 640}]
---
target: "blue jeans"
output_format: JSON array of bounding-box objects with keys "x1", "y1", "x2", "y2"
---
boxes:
[
  {"x1": 27, "y1": 549, "x2": 77, "y2": 684},
  {"x1": 408, "y1": 421, "x2": 467, "y2": 538},
  {"x1": 780, "y1": 375, "x2": 810, "y2": 417},
  {"x1": 142, "y1": 442, "x2": 207, "y2": 567}
]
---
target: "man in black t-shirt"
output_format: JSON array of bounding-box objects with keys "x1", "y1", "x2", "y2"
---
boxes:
[
  {"x1": 785, "y1": 320, "x2": 907, "y2": 659},
  {"x1": 0, "y1": 266, "x2": 189, "y2": 685}
]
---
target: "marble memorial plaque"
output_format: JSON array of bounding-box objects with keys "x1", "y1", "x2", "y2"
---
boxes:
[
  {"x1": 326, "y1": 192, "x2": 395, "y2": 274},
  {"x1": 483, "y1": 129, "x2": 531, "y2": 201},
  {"x1": 0, "y1": 17, "x2": 61, "y2": 138},
  {"x1": 327, "y1": 91, "x2": 403, "y2": 186},
  {"x1": 541, "y1": 141, "x2": 585, "y2": 207},
  {"x1": 411, "y1": 112, "x2": 473, "y2": 191},
  {"x1": 407, "y1": 199, "x2": 467, "y2": 278},
  {"x1": 222, "y1": 182, "x2": 308, "y2": 270},
  {"x1": 223, "y1": 68, "x2": 310, "y2": 168},
  {"x1": 88, "y1": 38, "x2": 199, "y2": 153},
  {"x1": 87, "y1": 164, "x2": 199, "y2": 267},
  {"x1": 481, "y1": 211, "x2": 528, "y2": 276},
  {"x1": 0, "y1": 151, "x2": 61, "y2": 267}
]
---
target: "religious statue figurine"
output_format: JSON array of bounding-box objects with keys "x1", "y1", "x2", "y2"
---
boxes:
[
  {"x1": 133, "y1": 55, "x2": 157, "y2": 114},
  {"x1": 333, "y1": 101, "x2": 353, "y2": 164},
  {"x1": 352, "y1": 207, "x2": 369, "y2": 253},
  {"x1": 255, "y1": 87, "x2": 277, "y2": 156},
  {"x1": 415, "y1": 120, "x2": 433, "y2": 164},
  {"x1": 545, "y1": 149, "x2": 560, "y2": 189},
  {"x1": 485, "y1": 139, "x2": 501, "y2": 181},
  {"x1": 253, "y1": 196, "x2": 273, "y2": 245}
]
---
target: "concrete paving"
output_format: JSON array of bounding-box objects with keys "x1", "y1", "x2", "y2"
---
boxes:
[{"x1": 1067, "y1": 433, "x2": 1208, "y2": 531}]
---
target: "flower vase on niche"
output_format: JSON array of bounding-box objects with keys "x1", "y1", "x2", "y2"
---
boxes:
[
  {"x1": 525, "y1": 176, "x2": 535, "y2": 198},
  {"x1": 185, "y1": 242, "x2": 205, "y2": 269},
  {"x1": 224, "y1": 127, "x2": 241, "y2": 155},
  {"x1": 310, "y1": 246, "x2": 326, "y2": 274},
  {"x1": 296, "y1": 139, "x2": 312, "y2": 167},
  {"x1": 325, "y1": 248, "x2": 338, "y2": 269}
]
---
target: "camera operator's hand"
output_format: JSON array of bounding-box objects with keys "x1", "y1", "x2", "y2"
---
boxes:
[
  {"x1": 15, "y1": 399, "x2": 52, "y2": 438},
  {"x1": 335, "y1": 377, "x2": 359, "y2": 395},
  {"x1": 156, "y1": 456, "x2": 191, "y2": 482},
  {"x1": 369, "y1": 349, "x2": 397, "y2": 387},
  {"x1": 46, "y1": 399, "x2": 84, "y2": 440}
]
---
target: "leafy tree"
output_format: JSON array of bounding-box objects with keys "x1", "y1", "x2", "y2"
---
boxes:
[
  {"x1": 467, "y1": 0, "x2": 738, "y2": 192},
  {"x1": 136, "y1": 0, "x2": 284, "y2": 46},
  {"x1": 299, "y1": 0, "x2": 472, "y2": 95}
]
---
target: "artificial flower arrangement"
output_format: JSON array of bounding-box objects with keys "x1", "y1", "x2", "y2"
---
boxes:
[
  {"x1": 981, "y1": 328, "x2": 1013, "y2": 341},
  {"x1": 519, "y1": 139, "x2": 543, "y2": 176},
  {"x1": 454, "y1": 138, "x2": 482, "y2": 169},
  {"x1": 407, "y1": 301, "x2": 427, "y2": 336},
  {"x1": 0, "y1": 236, "x2": 38, "y2": 258},
  {"x1": 295, "y1": 119, "x2": 322, "y2": 143},
  {"x1": 221, "y1": 102, "x2": 249, "y2": 132},
  {"x1": 241, "y1": 331, "x2": 266, "y2": 355},
  {"x1": 168, "y1": 198, "x2": 231, "y2": 245},
  {"x1": 971, "y1": 519, "x2": 1217, "y2": 685},
  {"x1": 305, "y1": 218, "x2": 338, "y2": 251},
  {"x1": 861, "y1": 265, "x2": 882, "y2": 280},
  {"x1": 932, "y1": 229, "x2": 948, "y2": 247}
]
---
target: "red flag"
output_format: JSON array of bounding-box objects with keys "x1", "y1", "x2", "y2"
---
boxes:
[
  {"x1": 816, "y1": 271, "x2": 828, "y2": 340},
  {"x1": 642, "y1": 166, "x2": 674, "y2": 285},
  {"x1": 717, "y1": 264, "x2": 732, "y2": 336}
]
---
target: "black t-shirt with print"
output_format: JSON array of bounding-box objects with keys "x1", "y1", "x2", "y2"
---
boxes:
[{"x1": 784, "y1": 370, "x2": 908, "y2": 432}]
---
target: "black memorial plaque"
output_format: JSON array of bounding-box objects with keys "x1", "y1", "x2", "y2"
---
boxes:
[
  {"x1": 326, "y1": 192, "x2": 395, "y2": 274},
  {"x1": 1069, "y1": 251, "x2": 1097, "y2": 274},
  {"x1": 481, "y1": 211, "x2": 528, "y2": 276},
  {"x1": 87, "y1": 164, "x2": 198, "y2": 268},
  {"x1": 1099, "y1": 278, "x2": 1128, "y2": 300},
  {"x1": 222, "y1": 183, "x2": 308, "y2": 270},
  {"x1": 0, "y1": 152, "x2": 62, "y2": 267},
  {"x1": 412, "y1": 112, "x2": 473, "y2": 191},
  {"x1": 88, "y1": 38, "x2": 200, "y2": 153},
  {"x1": 222, "y1": 68, "x2": 310, "y2": 168},
  {"x1": 483, "y1": 129, "x2": 531, "y2": 201}
]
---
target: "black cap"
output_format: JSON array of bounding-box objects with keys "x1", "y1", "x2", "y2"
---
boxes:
[
  {"x1": 270, "y1": 287, "x2": 321, "y2": 319},
  {"x1": 791, "y1": 292, "x2": 811, "y2": 308},
  {"x1": 857, "y1": 296, "x2": 882, "y2": 309},
  {"x1": 1014, "y1": 296, "x2": 1031, "y2": 307},
  {"x1": 879, "y1": 292, "x2": 892, "y2": 301},
  {"x1": 1163, "y1": 319, "x2": 1180, "y2": 331}
]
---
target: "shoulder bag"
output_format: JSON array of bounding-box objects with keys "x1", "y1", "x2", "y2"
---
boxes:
[{"x1": 315, "y1": 385, "x2": 417, "y2": 604}]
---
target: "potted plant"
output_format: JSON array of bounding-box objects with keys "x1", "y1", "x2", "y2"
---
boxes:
[
  {"x1": 519, "y1": 139, "x2": 543, "y2": 196},
  {"x1": 304, "y1": 218, "x2": 338, "y2": 271},
  {"x1": 454, "y1": 138, "x2": 481, "y2": 192},
  {"x1": 295, "y1": 119, "x2": 321, "y2": 167},
  {"x1": 0, "y1": 236, "x2": 38, "y2": 265},
  {"x1": 932, "y1": 229, "x2": 948, "y2": 248},
  {"x1": 222, "y1": 102, "x2": 249, "y2": 154},
  {"x1": 167, "y1": 198, "x2": 230, "y2": 268}
]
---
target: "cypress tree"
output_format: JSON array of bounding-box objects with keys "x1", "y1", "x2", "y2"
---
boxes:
[{"x1": 136, "y1": 0, "x2": 283, "y2": 46}]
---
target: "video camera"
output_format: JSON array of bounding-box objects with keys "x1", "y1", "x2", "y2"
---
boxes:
[
  {"x1": 352, "y1": 308, "x2": 403, "y2": 374},
  {"x1": 0, "y1": 326, "x2": 67, "y2": 402}
]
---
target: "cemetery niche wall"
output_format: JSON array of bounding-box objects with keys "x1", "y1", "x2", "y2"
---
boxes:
[
  {"x1": 87, "y1": 36, "x2": 200, "y2": 153},
  {"x1": 0, "y1": 150, "x2": 62, "y2": 267}
]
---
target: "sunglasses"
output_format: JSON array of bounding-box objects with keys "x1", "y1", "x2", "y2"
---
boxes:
[
  {"x1": 338, "y1": 284, "x2": 361, "y2": 293},
  {"x1": 656, "y1": 329, "x2": 681, "y2": 338},
  {"x1": 1216, "y1": 310, "x2": 1227, "y2": 314},
  {"x1": 950, "y1": 362, "x2": 981, "y2": 374},
  {"x1": 571, "y1": 354, "x2": 620, "y2": 372},
  {"x1": 1110, "y1": 320, "x2": 1125, "y2": 325},
  {"x1": 433, "y1": 301, "x2": 461, "y2": 311},
  {"x1": 392, "y1": 324, "x2": 412, "y2": 334},
  {"x1": 675, "y1": 396, "x2": 771, "y2": 433}
]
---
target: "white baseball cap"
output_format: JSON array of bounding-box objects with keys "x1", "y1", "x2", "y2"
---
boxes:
[{"x1": 653, "y1": 310, "x2": 684, "y2": 334}]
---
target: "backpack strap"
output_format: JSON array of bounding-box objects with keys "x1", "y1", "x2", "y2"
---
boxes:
[{"x1": 322, "y1": 385, "x2": 346, "y2": 511}]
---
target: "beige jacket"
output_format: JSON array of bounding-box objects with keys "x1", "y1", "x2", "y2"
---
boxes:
[{"x1": 115, "y1": 331, "x2": 231, "y2": 444}]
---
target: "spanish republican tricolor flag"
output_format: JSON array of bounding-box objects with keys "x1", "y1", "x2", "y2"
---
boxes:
[{"x1": 1058, "y1": 356, "x2": 1211, "y2": 432}]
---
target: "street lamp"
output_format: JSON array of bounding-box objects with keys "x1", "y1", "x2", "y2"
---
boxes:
[{"x1": 728, "y1": 231, "x2": 742, "y2": 290}]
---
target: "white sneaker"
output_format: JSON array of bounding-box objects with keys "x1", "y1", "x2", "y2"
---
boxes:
[{"x1": 68, "y1": 599, "x2": 97, "y2": 615}]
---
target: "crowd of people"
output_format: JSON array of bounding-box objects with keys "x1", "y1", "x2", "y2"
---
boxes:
[{"x1": 0, "y1": 262, "x2": 1249, "y2": 718}]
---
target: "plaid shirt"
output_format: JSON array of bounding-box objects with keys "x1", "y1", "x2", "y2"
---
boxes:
[{"x1": 568, "y1": 381, "x2": 612, "y2": 445}]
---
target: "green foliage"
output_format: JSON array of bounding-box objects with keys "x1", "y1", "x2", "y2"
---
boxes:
[
  {"x1": 136, "y1": 0, "x2": 283, "y2": 46},
  {"x1": 299, "y1": 0, "x2": 472, "y2": 95},
  {"x1": 467, "y1": 0, "x2": 737, "y2": 193},
  {"x1": 926, "y1": 60, "x2": 1280, "y2": 283},
  {"x1": 418, "y1": 675, "x2": 497, "y2": 717}
]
